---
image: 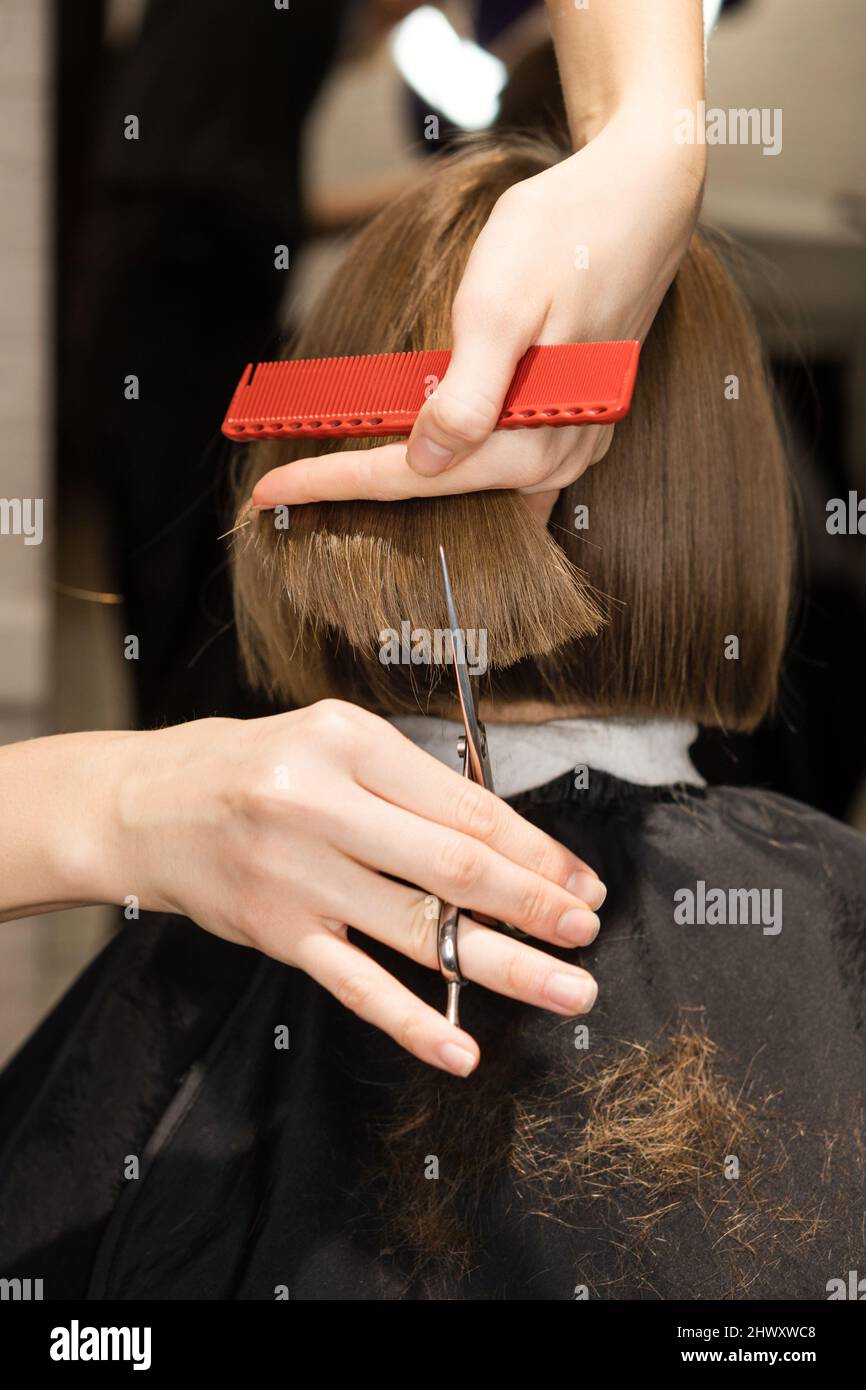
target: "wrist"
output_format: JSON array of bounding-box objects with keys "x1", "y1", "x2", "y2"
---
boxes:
[
  {"x1": 107, "y1": 716, "x2": 237, "y2": 918},
  {"x1": 561, "y1": 104, "x2": 706, "y2": 239},
  {"x1": 52, "y1": 730, "x2": 143, "y2": 908},
  {"x1": 591, "y1": 96, "x2": 707, "y2": 182}
]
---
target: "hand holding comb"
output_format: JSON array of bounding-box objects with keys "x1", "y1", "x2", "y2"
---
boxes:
[{"x1": 222, "y1": 341, "x2": 640, "y2": 443}]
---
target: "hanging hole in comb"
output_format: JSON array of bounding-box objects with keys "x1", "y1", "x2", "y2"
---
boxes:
[
  {"x1": 586, "y1": 407, "x2": 605, "y2": 415},
  {"x1": 328, "y1": 420, "x2": 342, "y2": 428},
  {"x1": 289, "y1": 421, "x2": 302, "y2": 429},
  {"x1": 349, "y1": 419, "x2": 362, "y2": 426},
  {"x1": 542, "y1": 409, "x2": 558, "y2": 417},
  {"x1": 502, "y1": 410, "x2": 513, "y2": 419},
  {"x1": 519, "y1": 410, "x2": 536, "y2": 418},
  {"x1": 268, "y1": 423, "x2": 284, "y2": 431},
  {"x1": 367, "y1": 417, "x2": 383, "y2": 426},
  {"x1": 309, "y1": 421, "x2": 322, "y2": 429}
]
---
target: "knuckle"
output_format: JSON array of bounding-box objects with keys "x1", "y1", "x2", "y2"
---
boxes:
[
  {"x1": 354, "y1": 449, "x2": 384, "y2": 498},
  {"x1": 333, "y1": 971, "x2": 375, "y2": 1019},
  {"x1": 393, "y1": 1008, "x2": 428, "y2": 1058},
  {"x1": 480, "y1": 188, "x2": 523, "y2": 237},
  {"x1": 454, "y1": 782, "x2": 500, "y2": 844},
  {"x1": 432, "y1": 391, "x2": 497, "y2": 448},
  {"x1": 307, "y1": 698, "x2": 359, "y2": 747},
  {"x1": 311, "y1": 696, "x2": 354, "y2": 723},
  {"x1": 514, "y1": 875, "x2": 552, "y2": 933},
  {"x1": 521, "y1": 453, "x2": 557, "y2": 488},
  {"x1": 530, "y1": 836, "x2": 572, "y2": 886},
  {"x1": 503, "y1": 949, "x2": 539, "y2": 1000},
  {"x1": 493, "y1": 182, "x2": 529, "y2": 217},
  {"x1": 436, "y1": 833, "x2": 482, "y2": 895}
]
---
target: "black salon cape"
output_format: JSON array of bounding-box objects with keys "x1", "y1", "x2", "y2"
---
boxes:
[{"x1": 1, "y1": 770, "x2": 864, "y2": 1300}]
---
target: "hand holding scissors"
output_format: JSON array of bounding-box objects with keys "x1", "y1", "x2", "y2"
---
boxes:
[{"x1": 80, "y1": 652, "x2": 603, "y2": 1078}]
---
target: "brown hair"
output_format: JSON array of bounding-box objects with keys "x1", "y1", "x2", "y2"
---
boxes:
[
  {"x1": 231, "y1": 134, "x2": 793, "y2": 730},
  {"x1": 361, "y1": 1012, "x2": 858, "y2": 1298},
  {"x1": 228, "y1": 140, "x2": 819, "y2": 1291}
]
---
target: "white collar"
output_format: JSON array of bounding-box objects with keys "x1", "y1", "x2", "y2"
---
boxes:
[{"x1": 389, "y1": 715, "x2": 705, "y2": 799}]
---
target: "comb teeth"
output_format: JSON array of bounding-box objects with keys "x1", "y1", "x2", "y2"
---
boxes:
[{"x1": 221, "y1": 342, "x2": 640, "y2": 441}]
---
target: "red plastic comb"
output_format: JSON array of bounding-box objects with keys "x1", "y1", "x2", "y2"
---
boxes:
[{"x1": 221, "y1": 341, "x2": 640, "y2": 442}]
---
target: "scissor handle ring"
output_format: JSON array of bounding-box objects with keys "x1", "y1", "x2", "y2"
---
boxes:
[{"x1": 437, "y1": 899, "x2": 465, "y2": 984}]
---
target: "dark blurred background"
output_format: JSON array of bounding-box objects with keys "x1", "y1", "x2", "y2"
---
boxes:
[{"x1": 1, "y1": 0, "x2": 864, "y2": 1058}]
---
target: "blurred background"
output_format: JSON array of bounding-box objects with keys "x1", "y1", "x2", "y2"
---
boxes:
[{"x1": 1, "y1": 0, "x2": 864, "y2": 1064}]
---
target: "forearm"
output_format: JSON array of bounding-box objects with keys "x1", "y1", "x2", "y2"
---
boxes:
[
  {"x1": 545, "y1": 0, "x2": 706, "y2": 150},
  {"x1": 0, "y1": 730, "x2": 136, "y2": 922}
]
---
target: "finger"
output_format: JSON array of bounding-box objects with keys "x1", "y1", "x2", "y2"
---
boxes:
[
  {"x1": 331, "y1": 786, "x2": 602, "y2": 948},
  {"x1": 591, "y1": 423, "x2": 616, "y2": 465},
  {"x1": 406, "y1": 224, "x2": 543, "y2": 475},
  {"x1": 332, "y1": 866, "x2": 598, "y2": 1016},
  {"x1": 352, "y1": 720, "x2": 605, "y2": 909},
  {"x1": 458, "y1": 912, "x2": 597, "y2": 1014},
  {"x1": 251, "y1": 442, "x2": 412, "y2": 507},
  {"x1": 293, "y1": 926, "x2": 480, "y2": 1075},
  {"x1": 519, "y1": 423, "x2": 606, "y2": 493},
  {"x1": 405, "y1": 326, "x2": 527, "y2": 476},
  {"x1": 249, "y1": 426, "x2": 559, "y2": 507}
]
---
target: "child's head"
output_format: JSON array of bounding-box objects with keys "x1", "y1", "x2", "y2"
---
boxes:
[{"x1": 232, "y1": 134, "x2": 793, "y2": 730}]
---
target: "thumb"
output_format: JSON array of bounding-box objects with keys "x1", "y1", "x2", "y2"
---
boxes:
[{"x1": 406, "y1": 309, "x2": 529, "y2": 476}]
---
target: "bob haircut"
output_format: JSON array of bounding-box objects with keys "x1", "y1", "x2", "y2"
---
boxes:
[{"x1": 232, "y1": 135, "x2": 793, "y2": 732}]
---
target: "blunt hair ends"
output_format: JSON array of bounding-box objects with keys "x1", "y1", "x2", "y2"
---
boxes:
[{"x1": 232, "y1": 135, "x2": 793, "y2": 732}]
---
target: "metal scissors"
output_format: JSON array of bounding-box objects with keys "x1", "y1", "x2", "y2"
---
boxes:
[{"x1": 436, "y1": 544, "x2": 496, "y2": 1027}]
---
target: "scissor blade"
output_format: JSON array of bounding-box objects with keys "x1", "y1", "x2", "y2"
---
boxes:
[{"x1": 438, "y1": 544, "x2": 486, "y2": 784}]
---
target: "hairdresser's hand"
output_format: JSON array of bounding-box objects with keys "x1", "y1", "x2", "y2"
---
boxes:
[
  {"x1": 96, "y1": 703, "x2": 603, "y2": 1076},
  {"x1": 251, "y1": 115, "x2": 705, "y2": 510}
]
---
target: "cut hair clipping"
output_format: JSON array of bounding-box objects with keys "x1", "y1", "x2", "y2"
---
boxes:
[{"x1": 221, "y1": 341, "x2": 640, "y2": 442}]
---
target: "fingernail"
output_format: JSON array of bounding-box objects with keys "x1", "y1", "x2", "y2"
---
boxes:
[
  {"x1": 555, "y1": 907, "x2": 601, "y2": 945},
  {"x1": 567, "y1": 871, "x2": 607, "y2": 911},
  {"x1": 545, "y1": 972, "x2": 598, "y2": 1013},
  {"x1": 408, "y1": 436, "x2": 454, "y2": 475},
  {"x1": 438, "y1": 1041, "x2": 477, "y2": 1076}
]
